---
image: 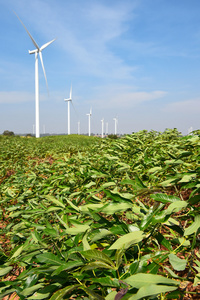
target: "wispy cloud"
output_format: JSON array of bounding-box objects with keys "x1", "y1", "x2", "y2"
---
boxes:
[
  {"x1": 92, "y1": 85, "x2": 167, "y2": 108},
  {"x1": 163, "y1": 98, "x2": 200, "y2": 114}
]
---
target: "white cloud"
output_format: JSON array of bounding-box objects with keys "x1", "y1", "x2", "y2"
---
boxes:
[
  {"x1": 163, "y1": 98, "x2": 200, "y2": 114},
  {"x1": 92, "y1": 86, "x2": 167, "y2": 108},
  {"x1": 0, "y1": 91, "x2": 51, "y2": 104}
]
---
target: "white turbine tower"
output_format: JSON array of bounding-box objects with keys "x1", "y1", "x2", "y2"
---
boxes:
[
  {"x1": 86, "y1": 108, "x2": 92, "y2": 136},
  {"x1": 14, "y1": 12, "x2": 56, "y2": 138},
  {"x1": 64, "y1": 85, "x2": 72, "y2": 135},
  {"x1": 101, "y1": 118, "x2": 104, "y2": 138},
  {"x1": 113, "y1": 117, "x2": 118, "y2": 135},
  {"x1": 106, "y1": 122, "x2": 108, "y2": 136},
  {"x1": 78, "y1": 121, "x2": 80, "y2": 135}
]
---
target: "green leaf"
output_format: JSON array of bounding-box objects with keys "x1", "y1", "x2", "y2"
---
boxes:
[
  {"x1": 178, "y1": 174, "x2": 197, "y2": 183},
  {"x1": 65, "y1": 224, "x2": 90, "y2": 235},
  {"x1": 79, "y1": 286, "x2": 105, "y2": 300},
  {"x1": 81, "y1": 261, "x2": 114, "y2": 271},
  {"x1": 10, "y1": 244, "x2": 24, "y2": 259},
  {"x1": 150, "y1": 193, "x2": 180, "y2": 203},
  {"x1": 105, "y1": 291, "x2": 117, "y2": 300},
  {"x1": 82, "y1": 232, "x2": 91, "y2": 251},
  {"x1": 109, "y1": 231, "x2": 144, "y2": 250},
  {"x1": 49, "y1": 285, "x2": 80, "y2": 300},
  {"x1": 44, "y1": 195, "x2": 65, "y2": 208},
  {"x1": 129, "y1": 284, "x2": 178, "y2": 300},
  {"x1": 124, "y1": 273, "x2": 179, "y2": 288},
  {"x1": 92, "y1": 276, "x2": 120, "y2": 287},
  {"x1": 81, "y1": 249, "x2": 115, "y2": 267},
  {"x1": 20, "y1": 284, "x2": 45, "y2": 297},
  {"x1": 155, "y1": 232, "x2": 172, "y2": 251},
  {"x1": 184, "y1": 215, "x2": 200, "y2": 236},
  {"x1": 0, "y1": 266, "x2": 13, "y2": 277},
  {"x1": 165, "y1": 201, "x2": 187, "y2": 214},
  {"x1": 51, "y1": 261, "x2": 84, "y2": 276},
  {"x1": 101, "y1": 202, "x2": 132, "y2": 215},
  {"x1": 36, "y1": 253, "x2": 63, "y2": 266},
  {"x1": 168, "y1": 253, "x2": 187, "y2": 271}
]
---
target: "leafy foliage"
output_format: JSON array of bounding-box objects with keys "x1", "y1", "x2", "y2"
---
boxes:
[{"x1": 0, "y1": 130, "x2": 200, "y2": 299}]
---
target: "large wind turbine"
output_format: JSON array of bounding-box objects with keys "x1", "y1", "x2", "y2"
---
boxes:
[
  {"x1": 86, "y1": 108, "x2": 92, "y2": 136},
  {"x1": 64, "y1": 85, "x2": 72, "y2": 135},
  {"x1": 14, "y1": 12, "x2": 56, "y2": 138},
  {"x1": 113, "y1": 117, "x2": 118, "y2": 135}
]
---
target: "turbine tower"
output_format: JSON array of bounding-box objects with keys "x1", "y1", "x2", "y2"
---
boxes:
[
  {"x1": 78, "y1": 121, "x2": 80, "y2": 135},
  {"x1": 14, "y1": 12, "x2": 56, "y2": 138},
  {"x1": 86, "y1": 108, "x2": 92, "y2": 136},
  {"x1": 113, "y1": 117, "x2": 118, "y2": 135},
  {"x1": 101, "y1": 118, "x2": 104, "y2": 138},
  {"x1": 64, "y1": 85, "x2": 72, "y2": 135}
]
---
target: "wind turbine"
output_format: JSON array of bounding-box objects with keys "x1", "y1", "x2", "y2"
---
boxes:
[
  {"x1": 86, "y1": 108, "x2": 92, "y2": 136},
  {"x1": 64, "y1": 85, "x2": 72, "y2": 135},
  {"x1": 113, "y1": 117, "x2": 118, "y2": 135},
  {"x1": 101, "y1": 118, "x2": 104, "y2": 138},
  {"x1": 106, "y1": 122, "x2": 108, "y2": 136},
  {"x1": 78, "y1": 121, "x2": 80, "y2": 135},
  {"x1": 14, "y1": 12, "x2": 56, "y2": 138}
]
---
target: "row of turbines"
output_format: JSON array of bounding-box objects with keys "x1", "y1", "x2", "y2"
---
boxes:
[
  {"x1": 64, "y1": 87, "x2": 118, "y2": 137},
  {"x1": 15, "y1": 12, "x2": 118, "y2": 138}
]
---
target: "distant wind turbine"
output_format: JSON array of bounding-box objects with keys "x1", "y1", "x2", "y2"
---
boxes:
[
  {"x1": 14, "y1": 12, "x2": 56, "y2": 138},
  {"x1": 101, "y1": 118, "x2": 104, "y2": 138},
  {"x1": 113, "y1": 117, "x2": 118, "y2": 135},
  {"x1": 78, "y1": 121, "x2": 80, "y2": 135},
  {"x1": 64, "y1": 85, "x2": 72, "y2": 135},
  {"x1": 106, "y1": 122, "x2": 108, "y2": 136},
  {"x1": 86, "y1": 108, "x2": 92, "y2": 136}
]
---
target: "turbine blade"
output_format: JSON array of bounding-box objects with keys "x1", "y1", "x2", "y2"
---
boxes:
[
  {"x1": 14, "y1": 11, "x2": 40, "y2": 50},
  {"x1": 39, "y1": 51, "x2": 49, "y2": 95},
  {"x1": 40, "y1": 38, "x2": 56, "y2": 51},
  {"x1": 70, "y1": 84, "x2": 72, "y2": 100},
  {"x1": 71, "y1": 101, "x2": 78, "y2": 117}
]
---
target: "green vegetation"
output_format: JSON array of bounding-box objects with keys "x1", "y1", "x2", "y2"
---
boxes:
[{"x1": 0, "y1": 130, "x2": 200, "y2": 299}]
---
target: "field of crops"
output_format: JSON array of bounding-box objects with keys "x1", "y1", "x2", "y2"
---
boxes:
[{"x1": 0, "y1": 130, "x2": 200, "y2": 300}]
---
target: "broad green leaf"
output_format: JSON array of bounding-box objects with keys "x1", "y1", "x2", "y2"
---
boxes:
[
  {"x1": 184, "y1": 215, "x2": 200, "y2": 236},
  {"x1": 36, "y1": 253, "x2": 63, "y2": 266},
  {"x1": 82, "y1": 233, "x2": 91, "y2": 250},
  {"x1": 20, "y1": 284, "x2": 44, "y2": 296},
  {"x1": 105, "y1": 291, "x2": 117, "y2": 300},
  {"x1": 109, "y1": 231, "x2": 144, "y2": 250},
  {"x1": 101, "y1": 202, "x2": 132, "y2": 215},
  {"x1": 79, "y1": 286, "x2": 105, "y2": 300},
  {"x1": 52, "y1": 261, "x2": 84, "y2": 276},
  {"x1": 90, "y1": 229, "x2": 112, "y2": 242},
  {"x1": 0, "y1": 266, "x2": 13, "y2": 277},
  {"x1": 81, "y1": 249, "x2": 115, "y2": 267},
  {"x1": 168, "y1": 253, "x2": 187, "y2": 271},
  {"x1": 79, "y1": 203, "x2": 103, "y2": 213},
  {"x1": 124, "y1": 273, "x2": 179, "y2": 288},
  {"x1": 81, "y1": 261, "x2": 114, "y2": 271},
  {"x1": 92, "y1": 276, "x2": 120, "y2": 287},
  {"x1": 10, "y1": 244, "x2": 24, "y2": 259},
  {"x1": 166, "y1": 201, "x2": 187, "y2": 214},
  {"x1": 129, "y1": 284, "x2": 178, "y2": 300},
  {"x1": 65, "y1": 224, "x2": 90, "y2": 235},
  {"x1": 49, "y1": 285, "x2": 80, "y2": 300},
  {"x1": 148, "y1": 166, "x2": 162, "y2": 173},
  {"x1": 44, "y1": 195, "x2": 65, "y2": 208},
  {"x1": 150, "y1": 193, "x2": 180, "y2": 203},
  {"x1": 178, "y1": 173, "x2": 197, "y2": 183}
]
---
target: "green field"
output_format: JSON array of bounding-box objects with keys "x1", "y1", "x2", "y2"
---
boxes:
[{"x1": 0, "y1": 130, "x2": 200, "y2": 299}]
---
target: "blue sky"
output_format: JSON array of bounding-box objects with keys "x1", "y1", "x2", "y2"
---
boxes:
[{"x1": 1, "y1": 0, "x2": 200, "y2": 135}]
